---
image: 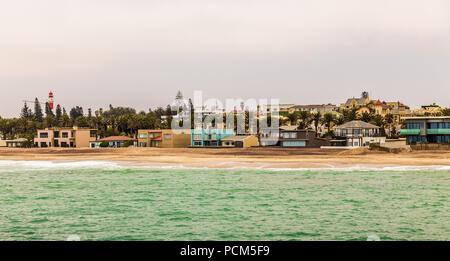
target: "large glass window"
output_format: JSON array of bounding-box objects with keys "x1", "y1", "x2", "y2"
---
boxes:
[
  {"x1": 290, "y1": 132, "x2": 297, "y2": 138},
  {"x1": 407, "y1": 122, "x2": 424, "y2": 129},
  {"x1": 163, "y1": 134, "x2": 172, "y2": 140},
  {"x1": 62, "y1": 132, "x2": 68, "y2": 138},
  {"x1": 39, "y1": 132, "x2": 48, "y2": 138},
  {"x1": 139, "y1": 133, "x2": 147, "y2": 139},
  {"x1": 90, "y1": 130, "x2": 97, "y2": 138}
]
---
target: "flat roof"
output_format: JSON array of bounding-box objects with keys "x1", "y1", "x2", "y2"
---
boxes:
[{"x1": 402, "y1": 116, "x2": 450, "y2": 120}]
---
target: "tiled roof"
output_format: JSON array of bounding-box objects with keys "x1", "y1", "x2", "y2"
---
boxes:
[{"x1": 335, "y1": 120, "x2": 379, "y2": 129}]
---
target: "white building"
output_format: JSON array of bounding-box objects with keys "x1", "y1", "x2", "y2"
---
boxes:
[{"x1": 331, "y1": 120, "x2": 386, "y2": 147}]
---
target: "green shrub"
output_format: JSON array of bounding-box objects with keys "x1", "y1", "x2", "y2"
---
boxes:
[
  {"x1": 122, "y1": 140, "x2": 134, "y2": 147},
  {"x1": 99, "y1": 141, "x2": 109, "y2": 148}
]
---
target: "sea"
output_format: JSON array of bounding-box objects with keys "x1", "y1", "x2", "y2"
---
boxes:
[{"x1": 0, "y1": 160, "x2": 449, "y2": 241}]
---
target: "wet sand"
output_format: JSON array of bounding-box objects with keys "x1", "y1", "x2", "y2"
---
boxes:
[{"x1": 0, "y1": 147, "x2": 449, "y2": 169}]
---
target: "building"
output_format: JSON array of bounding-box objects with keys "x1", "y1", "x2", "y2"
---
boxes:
[
  {"x1": 266, "y1": 104, "x2": 295, "y2": 113},
  {"x1": 288, "y1": 104, "x2": 338, "y2": 114},
  {"x1": 34, "y1": 127, "x2": 97, "y2": 148},
  {"x1": 412, "y1": 103, "x2": 442, "y2": 116},
  {"x1": 137, "y1": 129, "x2": 191, "y2": 148},
  {"x1": 340, "y1": 92, "x2": 370, "y2": 111},
  {"x1": 258, "y1": 127, "x2": 280, "y2": 146},
  {"x1": 191, "y1": 129, "x2": 234, "y2": 147},
  {"x1": 279, "y1": 129, "x2": 330, "y2": 147},
  {"x1": 90, "y1": 136, "x2": 136, "y2": 148},
  {"x1": 400, "y1": 116, "x2": 450, "y2": 144},
  {"x1": 332, "y1": 120, "x2": 385, "y2": 147},
  {"x1": 5, "y1": 138, "x2": 28, "y2": 148},
  {"x1": 221, "y1": 135, "x2": 259, "y2": 148}
]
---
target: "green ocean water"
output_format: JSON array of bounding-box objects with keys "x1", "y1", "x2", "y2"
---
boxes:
[{"x1": 0, "y1": 161, "x2": 449, "y2": 241}]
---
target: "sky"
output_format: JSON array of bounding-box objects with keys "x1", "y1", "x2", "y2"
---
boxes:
[{"x1": 1, "y1": 0, "x2": 450, "y2": 117}]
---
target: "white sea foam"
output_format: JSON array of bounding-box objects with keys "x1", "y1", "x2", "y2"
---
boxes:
[
  {"x1": 0, "y1": 160, "x2": 123, "y2": 170},
  {"x1": 0, "y1": 160, "x2": 448, "y2": 172}
]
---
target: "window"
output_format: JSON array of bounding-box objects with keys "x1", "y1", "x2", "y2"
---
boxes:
[
  {"x1": 193, "y1": 134, "x2": 202, "y2": 140},
  {"x1": 90, "y1": 130, "x2": 97, "y2": 138},
  {"x1": 163, "y1": 134, "x2": 172, "y2": 140},
  {"x1": 407, "y1": 122, "x2": 424, "y2": 129},
  {"x1": 282, "y1": 133, "x2": 290, "y2": 139},
  {"x1": 39, "y1": 132, "x2": 48, "y2": 138},
  {"x1": 282, "y1": 141, "x2": 306, "y2": 147},
  {"x1": 139, "y1": 142, "x2": 147, "y2": 147},
  {"x1": 62, "y1": 132, "x2": 69, "y2": 138},
  {"x1": 54, "y1": 131, "x2": 60, "y2": 138},
  {"x1": 149, "y1": 133, "x2": 154, "y2": 138},
  {"x1": 139, "y1": 133, "x2": 147, "y2": 139},
  {"x1": 290, "y1": 132, "x2": 297, "y2": 138},
  {"x1": 194, "y1": 141, "x2": 202, "y2": 146}
]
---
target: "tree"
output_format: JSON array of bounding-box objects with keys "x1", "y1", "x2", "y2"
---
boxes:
[
  {"x1": 297, "y1": 111, "x2": 310, "y2": 129},
  {"x1": 69, "y1": 106, "x2": 84, "y2": 120},
  {"x1": 286, "y1": 113, "x2": 298, "y2": 127},
  {"x1": 20, "y1": 102, "x2": 32, "y2": 119},
  {"x1": 34, "y1": 98, "x2": 43, "y2": 122},
  {"x1": 384, "y1": 113, "x2": 394, "y2": 137},
  {"x1": 359, "y1": 111, "x2": 372, "y2": 122},
  {"x1": 322, "y1": 112, "x2": 336, "y2": 134},
  {"x1": 55, "y1": 104, "x2": 62, "y2": 120},
  {"x1": 442, "y1": 108, "x2": 450, "y2": 116},
  {"x1": 311, "y1": 112, "x2": 322, "y2": 136}
]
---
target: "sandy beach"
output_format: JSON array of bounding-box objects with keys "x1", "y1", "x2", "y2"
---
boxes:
[{"x1": 0, "y1": 147, "x2": 449, "y2": 169}]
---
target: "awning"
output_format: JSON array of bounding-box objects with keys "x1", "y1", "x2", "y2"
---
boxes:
[{"x1": 152, "y1": 136, "x2": 162, "y2": 141}]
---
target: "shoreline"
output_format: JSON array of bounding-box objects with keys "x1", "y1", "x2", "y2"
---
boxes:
[{"x1": 1, "y1": 147, "x2": 449, "y2": 170}]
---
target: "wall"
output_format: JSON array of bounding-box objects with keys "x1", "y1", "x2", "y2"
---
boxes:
[{"x1": 75, "y1": 129, "x2": 95, "y2": 148}]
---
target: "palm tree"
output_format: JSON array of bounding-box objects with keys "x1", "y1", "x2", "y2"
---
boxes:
[
  {"x1": 297, "y1": 111, "x2": 310, "y2": 129},
  {"x1": 384, "y1": 113, "x2": 394, "y2": 137},
  {"x1": 359, "y1": 112, "x2": 372, "y2": 122},
  {"x1": 322, "y1": 112, "x2": 336, "y2": 134},
  {"x1": 311, "y1": 112, "x2": 322, "y2": 136},
  {"x1": 286, "y1": 113, "x2": 298, "y2": 127}
]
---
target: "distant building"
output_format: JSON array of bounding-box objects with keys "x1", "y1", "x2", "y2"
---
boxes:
[
  {"x1": 191, "y1": 129, "x2": 234, "y2": 147},
  {"x1": 5, "y1": 138, "x2": 28, "y2": 148},
  {"x1": 331, "y1": 120, "x2": 385, "y2": 147},
  {"x1": 412, "y1": 103, "x2": 442, "y2": 116},
  {"x1": 90, "y1": 136, "x2": 136, "y2": 148},
  {"x1": 34, "y1": 127, "x2": 97, "y2": 148},
  {"x1": 288, "y1": 104, "x2": 338, "y2": 114},
  {"x1": 400, "y1": 116, "x2": 450, "y2": 144},
  {"x1": 137, "y1": 129, "x2": 190, "y2": 148},
  {"x1": 340, "y1": 92, "x2": 370, "y2": 110},
  {"x1": 221, "y1": 135, "x2": 259, "y2": 148}
]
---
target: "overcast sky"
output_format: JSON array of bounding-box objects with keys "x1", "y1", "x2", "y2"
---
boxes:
[{"x1": 1, "y1": 0, "x2": 449, "y2": 117}]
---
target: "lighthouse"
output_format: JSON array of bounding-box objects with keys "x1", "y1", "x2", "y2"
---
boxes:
[{"x1": 48, "y1": 91, "x2": 54, "y2": 110}]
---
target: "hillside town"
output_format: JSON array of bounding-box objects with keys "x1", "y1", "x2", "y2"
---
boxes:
[{"x1": 0, "y1": 91, "x2": 449, "y2": 151}]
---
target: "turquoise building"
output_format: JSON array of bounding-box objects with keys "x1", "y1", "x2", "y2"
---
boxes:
[
  {"x1": 400, "y1": 116, "x2": 450, "y2": 144},
  {"x1": 191, "y1": 129, "x2": 234, "y2": 147}
]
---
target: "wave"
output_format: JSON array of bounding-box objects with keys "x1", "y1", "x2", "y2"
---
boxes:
[{"x1": 0, "y1": 160, "x2": 449, "y2": 172}]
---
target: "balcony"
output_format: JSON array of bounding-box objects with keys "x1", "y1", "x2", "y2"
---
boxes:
[
  {"x1": 426, "y1": 129, "x2": 450, "y2": 135},
  {"x1": 400, "y1": 129, "x2": 420, "y2": 135}
]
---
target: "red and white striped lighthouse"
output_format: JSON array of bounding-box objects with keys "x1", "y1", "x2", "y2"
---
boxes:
[{"x1": 48, "y1": 91, "x2": 54, "y2": 110}]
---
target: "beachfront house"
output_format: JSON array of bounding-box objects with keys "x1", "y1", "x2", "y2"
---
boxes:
[
  {"x1": 400, "y1": 116, "x2": 450, "y2": 144},
  {"x1": 90, "y1": 136, "x2": 136, "y2": 148},
  {"x1": 279, "y1": 129, "x2": 330, "y2": 148},
  {"x1": 34, "y1": 127, "x2": 97, "y2": 148},
  {"x1": 191, "y1": 129, "x2": 234, "y2": 147},
  {"x1": 221, "y1": 135, "x2": 259, "y2": 148},
  {"x1": 331, "y1": 120, "x2": 385, "y2": 147},
  {"x1": 137, "y1": 129, "x2": 190, "y2": 148},
  {"x1": 5, "y1": 138, "x2": 28, "y2": 148}
]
